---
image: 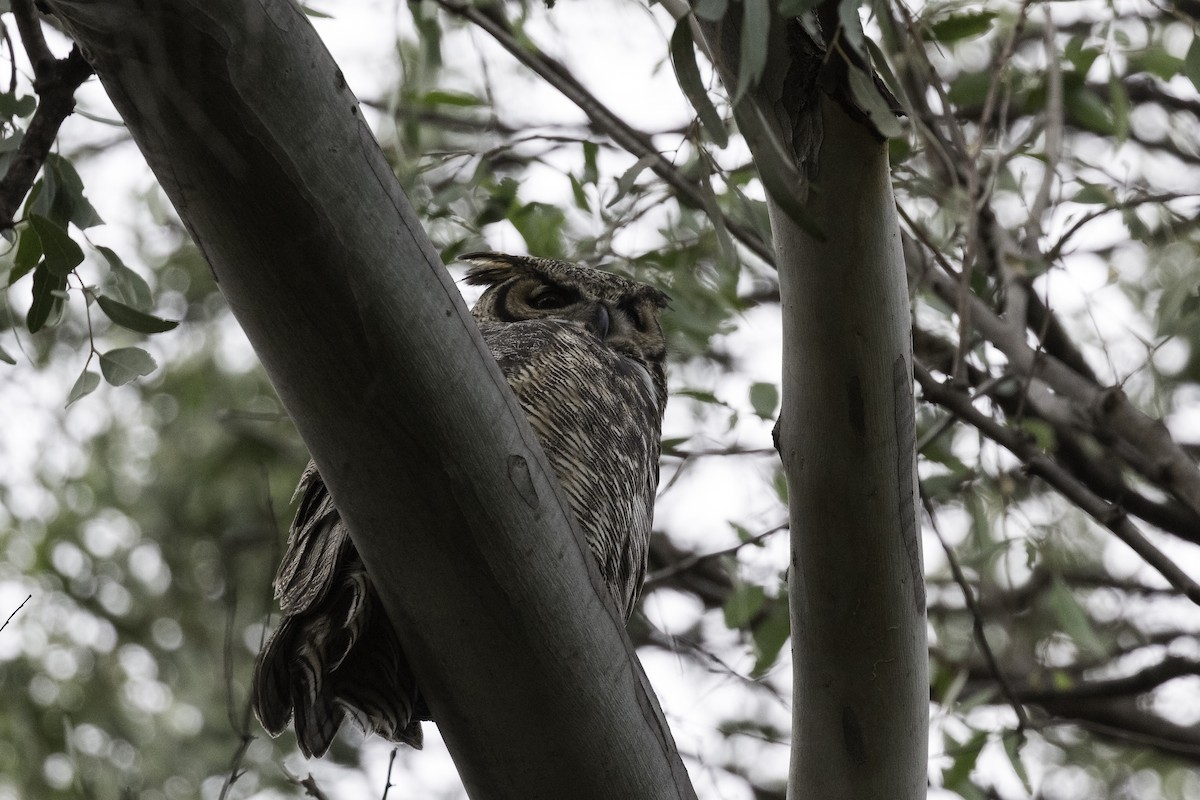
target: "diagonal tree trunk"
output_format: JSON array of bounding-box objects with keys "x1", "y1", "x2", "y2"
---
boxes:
[{"x1": 40, "y1": 1, "x2": 697, "y2": 797}]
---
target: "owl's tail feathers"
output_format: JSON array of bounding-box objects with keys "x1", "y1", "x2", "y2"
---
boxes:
[{"x1": 252, "y1": 571, "x2": 425, "y2": 757}]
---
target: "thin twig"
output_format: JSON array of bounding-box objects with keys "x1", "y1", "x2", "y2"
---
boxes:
[
  {"x1": 10, "y1": 0, "x2": 53, "y2": 79},
  {"x1": 1, "y1": 22, "x2": 17, "y2": 95},
  {"x1": 0, "y1": 594, "x2": 31, "y2": 632},
  {"x1": 644, "y1": 522, "x2": 788, "y2": 585},
  {"x1": 1026, "y1": 14, "x2": 1062, "y2": 242},
  {"x1": 924, "y1": 496, "x2": 1030, "y2": 734},
  {"x1": 297, "y1": 774, "x2": 332, "y2": 800},
  {"x1": 382, "y1": 748, "x2": 398, "y2": 800}
]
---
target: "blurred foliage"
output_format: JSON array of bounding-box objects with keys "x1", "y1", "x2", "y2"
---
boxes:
[{"x1": 1, "y1": 0, "x2": 1199, "y2": 799}]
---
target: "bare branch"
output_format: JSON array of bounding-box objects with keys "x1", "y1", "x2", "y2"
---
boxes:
[
  {"x1": 0, "y1": 594, "x2": 30, "y2": 632},
  {"x1": 916, "y1": 363, "x2": 1200, "y2": 606},
  {"x1": 0, "y1": 27, "x2": 92, "y2": 228},
  {"x1": 925, "y1": 499, "x2": 1030, "y2": 733}
]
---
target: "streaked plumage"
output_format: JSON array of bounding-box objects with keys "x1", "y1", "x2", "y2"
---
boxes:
[{"x1": 252, "y1": 252, "x2": 670, "y2": 757}]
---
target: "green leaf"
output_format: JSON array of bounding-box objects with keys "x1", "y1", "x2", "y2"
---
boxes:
[
  {"x1": 581, "y1": 141, "x2": 599, "y2": 185},
  {"x1": 95, "y1": 294, "x2": 179, "y2": 334},
  {"x1": 26, "y1": 262, "x2": 66, "y2": 333},
  {"x1": 749, "y1": 381, "x2": 779, "y2": 419},
  {"x1": 1003, "y1": 733, "x2": 1032, "y2": 794},
  {"x1": 9, "y1": 222, "x2": 42, "y2": 285},
  {"x1": 696, "y1": 170, "x2": 735, "y2": 264},
  {"x1": 724, "y1": 583, "x2": 766, "y2": 629},
  {"x1": 1133, "y1": 47, "x2": 1182, "y2": 81},
  {"x1": 693, "y1": 0, "x2": 728, "y2": 22},
  {"x1": 66, "y1": 369, "x2": 101, "y2": 406},
  {"x1": 837, "y1": 0, "x2": 865, "y2": 58},
  {"x1": 734, "y1": 0, "x2": 770, "y2": 102},
  {"x1": 475, "y1": 177, "x2": 519, "y2": 225},
  {"x1": 607, "y1": 153, "x2": 658, "y2": 208},
  {"x1": 1063, "y1": 37, "x2": 1101, "y2": 76},
  {"x1": 1019, "y1": 418, "x2": 1056, "y2": 450},
  {"x1": 1186, "y1": 36, "x2": 1200, "y2": 93},
  {"x1": 1047, "y1": 576, "x2": 1106, "y2": 658},
  {"x1": 676, "y1": 387, "x2": 727, "y2": 406},
  {"x1": 46, "y1": 154, "x2": 103, "y2": 229},
  {"x1": 751, "y1": 591, "x2": 790, "y2": 676},
  {"x1": 671, "y1": 20, "x2": 729, "y2": 148},
  {"x1": 98, "y1": 346, "x2": 157, "y2": 386},
  {"x1": 97, "y1": 246, "x2": 153, "y2": 310},
  {"x1": 920, "y1": 471, "x2": 975, "y2": 500},
  {"x1": 568, "y1": 174, "x2": 590, "y2": 212},
  {"x1": 510, "y1": 202, "x2": 566, "y2": 260},
  {"x1": 420, "y1": 90, "x2": 483, "y2": 107},
  {"x1": 29, "y1": 214, "x2": 84, "y2": 277},
  {"x1": 778, "y1": 0, "x2": 822, "y2": 16},
  {"x1": 943, "y1": 729, "x2": 988, "y2": 790},
  {"x1": 1072, "y1": 183, "x2": 1113, "y2": 205},
  {"x1": 0, "y1": 92, "x2": 36, "y2": 118},
  {"x1": 1064, "y1": 86, "x2": 1113, "y2": 135},
  {"x1": 846, "y1": 64, "x2": 904, "y2": 139},
  {"x1": 0, "y1": 342, "x2": 14, "y2": 364},
  {"x1": 947, "y1": 71, "x2": 993, "y2": 107},
  {"x1": 927, "y1": 11, "x2": 997, "y2": 43}
]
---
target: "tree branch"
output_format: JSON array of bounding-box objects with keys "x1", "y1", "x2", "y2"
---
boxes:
[
  {"x1": 0, "y1": 2, "x2": 92, "y2": 228},
  {"x1": 40, "y1": 2, "x2": 695, "y2": 797}
]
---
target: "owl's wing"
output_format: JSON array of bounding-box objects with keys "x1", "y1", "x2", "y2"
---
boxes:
[{"x1": 252, "y1": 463, "x2": 424, "y2": 757}]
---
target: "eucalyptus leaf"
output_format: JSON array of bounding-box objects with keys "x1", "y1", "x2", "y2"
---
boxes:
[
  {"x1": 846, "y1": 65, "x2": 904, "y2": 139},
  {"x1": 693, "y1": 0, "x2": 727, "y2": 22},
  {"x1": 670, "y1": 20, "x2": 729, "y2": 148},
  {"x1": 1185, "y1": 35, "x2": 1200, "y2": 93},
  {"x1": 734, "y1": 0, "x2": 770, "y2": 103},
  {"x1": 26, "y1": 262, "x2": 65, "y2": 333},
  {"x1": 749, "y1": 381, "x2": 779, "y2": 419},
  {"x1": 723, "y1": 583, "x2": 766, "y2": 629},
  {"x1": 67, "y1": 370, "x2": 101, "y2": 406},
  {"x1": 927, "y1": 12, "x2": 997, "y2": 43},
  {"x1": 607, "y1": 153, "x2": 658, "y2": 208},
  {"x1": 29, "y1": 214, "x2": 84, "y2": 277},
  {"x1": 96, "y1": 294, "x2": 180, "y2": 334},
  {"x1": 99, "y1": 346, "x2": 158, "y2": 386},
  {"x1": 97, "y1": 246, "x2": 154, "y2": 310}
]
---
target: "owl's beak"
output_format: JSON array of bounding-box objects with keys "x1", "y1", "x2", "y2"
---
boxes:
[{"x1": 585, "y1": 303, "x2": 610, "y2": 340}]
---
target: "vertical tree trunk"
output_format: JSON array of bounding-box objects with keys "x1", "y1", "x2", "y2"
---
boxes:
[
  {"x1": 772, "y1": 96, "x2": 926, "y2": 800},
  {"x1": 686, "y1": 4, "x2": 927, "y2": 795}
]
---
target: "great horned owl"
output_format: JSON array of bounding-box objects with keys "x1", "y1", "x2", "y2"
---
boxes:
[{"x1": 252, "y1": 252, "x2": 670, "y2": 757}]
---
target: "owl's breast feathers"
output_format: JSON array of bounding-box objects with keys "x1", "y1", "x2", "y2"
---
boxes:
[{"x1": 481, "y1": 318, "x2": 663, "y2": 618}]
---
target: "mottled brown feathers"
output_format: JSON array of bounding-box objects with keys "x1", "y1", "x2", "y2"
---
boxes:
[{"x1": 251, "y1": 252, "x2": 669, "y2": 757}]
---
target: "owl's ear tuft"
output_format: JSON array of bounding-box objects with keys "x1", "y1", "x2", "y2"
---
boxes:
[{"x1": 459, "y1": 252, "x2": 523, "y2": 286}]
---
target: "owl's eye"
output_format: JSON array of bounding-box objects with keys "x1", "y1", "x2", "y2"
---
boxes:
[{"x1": 528, "y1": 285, "x2": 578, "y2": 310}]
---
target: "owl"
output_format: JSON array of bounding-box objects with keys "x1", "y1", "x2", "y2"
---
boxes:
[{"x1": 252, "y1": 252, "x2": 670, "y2": 757}]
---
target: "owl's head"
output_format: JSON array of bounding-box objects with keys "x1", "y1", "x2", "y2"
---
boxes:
[{"x1": 461, "y1": 250, "x2": 669, "y2": 378}]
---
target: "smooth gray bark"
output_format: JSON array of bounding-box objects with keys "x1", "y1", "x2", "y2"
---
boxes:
[
  {"x1": 771, "y1": 97, "x2": 926, "y2": 800},
  {"x1": 686, "y1": 5, "x2": 928, "y2": 797},
  {"x1": 41, "y1": 1, "x2": 696, "y2": 797}
]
